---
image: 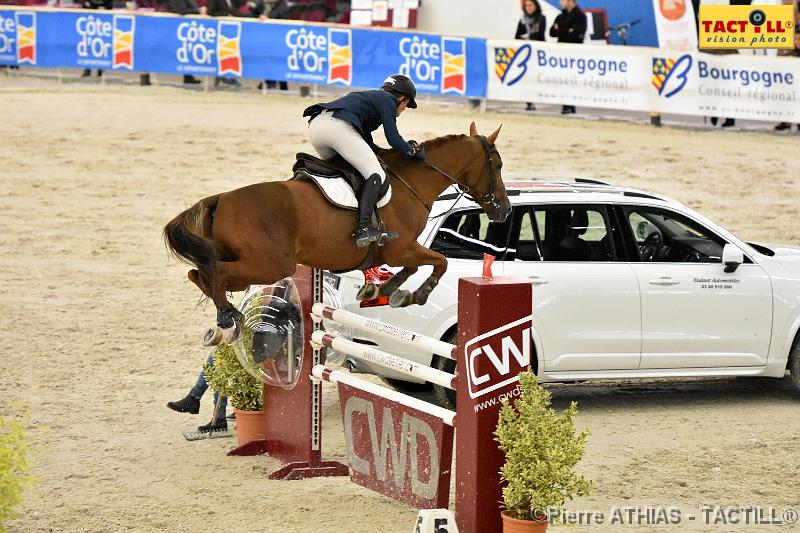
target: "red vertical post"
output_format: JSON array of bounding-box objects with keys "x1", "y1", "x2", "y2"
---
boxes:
[
  {"x1": 454, "y1": 277, "x2": 533, "y2": 533},
  {"x1": 228, "y1": 266, "x2": 348, "y2": 480}
]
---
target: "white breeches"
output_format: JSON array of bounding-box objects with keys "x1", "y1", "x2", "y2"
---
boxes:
[{"x1": 308, "y1": 110, "x2": 386, "y2": 182}]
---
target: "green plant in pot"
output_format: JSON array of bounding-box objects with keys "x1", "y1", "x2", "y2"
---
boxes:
[
  {"x1": 494, "y1": 371, "x2": 592, "y2": 533},
  {"x1": 204, "y1": 342, "x2": 264, "y2": 445}
]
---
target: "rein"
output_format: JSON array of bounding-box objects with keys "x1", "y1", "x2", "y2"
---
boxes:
[{"x1": 384, "y1": 135, "x2": 504, "y2": 218}]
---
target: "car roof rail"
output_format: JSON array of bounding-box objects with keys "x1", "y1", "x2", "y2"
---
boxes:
[{"x1": 574, "y1": 177, "x2": 613, "y2": 186}]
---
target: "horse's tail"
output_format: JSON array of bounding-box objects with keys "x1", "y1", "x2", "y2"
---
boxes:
[{"x1": 163, "y1": 195, "x2": 220, "y2": 292}]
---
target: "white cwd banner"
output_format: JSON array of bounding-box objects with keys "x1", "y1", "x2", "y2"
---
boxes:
[{"x1": 487, "y1": 39, "x2": 800, "y2": 123}]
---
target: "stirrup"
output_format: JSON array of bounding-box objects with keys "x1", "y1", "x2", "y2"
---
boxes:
[{"x1": 377, "y1": 231, "x2": 398, "y2": 246}]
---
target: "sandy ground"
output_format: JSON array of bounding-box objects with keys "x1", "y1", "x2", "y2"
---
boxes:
[{"x1": 1, "y1": 73, "x2": 799, "y2": 533}]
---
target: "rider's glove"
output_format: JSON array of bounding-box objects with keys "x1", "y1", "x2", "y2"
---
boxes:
[{"x1": 413, "y1": 147, "x2": 427, "y2": 161}]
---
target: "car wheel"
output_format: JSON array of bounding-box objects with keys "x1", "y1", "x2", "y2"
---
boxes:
[
  {"x1": 381, "y1": 376, "x2": 431, "y2": 393},
  {"x1": 787, "y1": 337, "x2": 800, "y2": 394},
  {"x1": 432, "y1": 329, "x2": 457, "y2": 410}
]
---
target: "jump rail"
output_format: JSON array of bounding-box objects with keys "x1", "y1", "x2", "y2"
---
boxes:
[
  {"x1": 311, "y1": 303, "x2": 457, "y2": 360},
  {"x1": 310, "y1": 330, "x2": 456, "y2": 390},
  {"x1": 311, "y1": 365, "x2": 456, "y2": 426}
]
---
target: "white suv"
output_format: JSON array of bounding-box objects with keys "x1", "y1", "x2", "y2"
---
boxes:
[{"x1": 329, "y1": 179, "x2": 800, "y2": 407}]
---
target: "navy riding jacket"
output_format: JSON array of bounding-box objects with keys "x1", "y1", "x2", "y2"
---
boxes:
[{"x1": 303, "y1": 90, "x2": 415, "y2": 158}]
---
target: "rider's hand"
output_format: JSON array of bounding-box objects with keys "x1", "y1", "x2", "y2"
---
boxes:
[{"x1": 413, "y1": 147, "x2": 426, "y2": 161}]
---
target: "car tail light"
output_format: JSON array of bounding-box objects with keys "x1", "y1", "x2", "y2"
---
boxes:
[{"x1": 359, "y1": 266, "x2": 393, "y2": 308}]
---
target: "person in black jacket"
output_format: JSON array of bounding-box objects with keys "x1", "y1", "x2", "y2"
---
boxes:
[
  {"x1": 303, "y1": 75, "x2": 424, "y2": 248},
  {"x1": 550, "y1": 0, "x2": 586, "y2": 114},
  {"x1": 515, "y1": 0, "x2": 546, "y2": 111}
]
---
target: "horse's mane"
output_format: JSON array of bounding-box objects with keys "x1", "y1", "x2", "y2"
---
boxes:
[{"x1": 420, "y1": 134, "x2": 470, "y2": 150}]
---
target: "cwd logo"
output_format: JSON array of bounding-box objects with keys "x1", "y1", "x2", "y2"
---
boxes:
[
  {"x1": 327, "y1": 28, "x2": 351, "y2": 85},
  {"x1": 15, "y1": 11, "x2": 36, "y2": 65},
  {"x1": 494, "y1": 45, "x2": 531, "y2": 87},
  {"x1": 217, "y1": 21, "x2": 241, "y2": 76},
  {"x1": 441, "y1": 37, "x2": 466, "y2": 95},
  {"x1": 652, "y1": 54, "x2": 692, "y2": 98},
  {"x1": 112, "y1": 15, "x2": 134, "y2": 70},
  {"x1": 464, "y1": 315, "x2": 535, "y2": 400}
]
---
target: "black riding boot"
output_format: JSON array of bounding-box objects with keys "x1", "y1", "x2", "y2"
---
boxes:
[{"x1": 353, "y1": 174, "x2": 393, "y2": 248}]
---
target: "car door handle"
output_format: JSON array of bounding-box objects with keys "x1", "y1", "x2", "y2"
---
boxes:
[
  {"x1": 528, "y1": 276, "x2": 549, "y2": 285},
  {"x1": 649, "y1": 277, "x2": 680, "y2": 286}
]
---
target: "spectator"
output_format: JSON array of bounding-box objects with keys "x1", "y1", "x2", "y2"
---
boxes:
[
  {"x1": 258, "y1": 0, "x2": 290, "y2": 91},
  {"x1": 207, "y1": 0, "x2": 242, "y2": 88},
  {"x1": 161, "y1": 0, "x2": 203, "y2": 84},
  {"x1": 167, "y1": 351, "x2": 230, "y2": 433},
  {"x1": 549, "y1": 0, "x2": 586, "y2": 115},
  {"x1": 81, "y1": 0, "x2": 113, "y2": 78},
  {"x1": 515, "y1": 0, "x2": 546, "y2": 111}
]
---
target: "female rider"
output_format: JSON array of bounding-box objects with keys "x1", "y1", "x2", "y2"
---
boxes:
[{"x1": 303, "y1": 74, "x2": 425, "y2": 248}]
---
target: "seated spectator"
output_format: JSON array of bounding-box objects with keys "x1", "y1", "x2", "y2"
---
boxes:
[
  {"x1": 515, "y1": 0, "x2": 546, "y2": 111},
  {"x1": 167, "y1": 351, "x2": 230, "y2": 433},
  {"x1": 160, "y1": 0, "x2": 203, "y2": 84},
  {"x1": 258, "y1": 0, "x2": 290, "y2": 91},
  {"x1": 81, "y1": 0, "x2": 113, "y2": 79}
]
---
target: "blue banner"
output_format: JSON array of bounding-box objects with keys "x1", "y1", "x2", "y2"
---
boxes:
[{"x1": 0, "y1": 7, "x2": 487, "y2": 97}]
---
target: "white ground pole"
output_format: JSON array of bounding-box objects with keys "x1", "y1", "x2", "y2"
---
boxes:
[
  {"x1": 311, "y1": 364, "x2": 456, "y2": 426},
  {"x1": 311, "y1": 303, "x2": 456, "y2": 360},
  {"x1": 310, "y1": 330, "x2": 455, "y2": 390}
]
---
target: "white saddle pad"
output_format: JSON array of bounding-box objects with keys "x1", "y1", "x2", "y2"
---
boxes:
[{"x1": 296, "y1": 172, "x2": 391, "y2": 211}]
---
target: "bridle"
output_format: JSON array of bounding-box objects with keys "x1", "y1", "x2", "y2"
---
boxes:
[{"x1": 386, "y1": 135, "x2": 505, "y2": 217}]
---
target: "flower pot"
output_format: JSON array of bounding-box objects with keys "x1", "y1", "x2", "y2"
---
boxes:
[
  {"x1": 233, "y1": 409, "x2": 267, "y2": 445},
  {"x1": 501, "y1": 511, "x2": 548, "y2": 533}
]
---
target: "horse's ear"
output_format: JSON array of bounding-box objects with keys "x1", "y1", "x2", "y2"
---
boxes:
[
  {"x1": 487, "y1": 124, "x2": 503, "y2": 145},
  {"x1": 469, "y1": 121, "x2": 478, "y2": 137}
]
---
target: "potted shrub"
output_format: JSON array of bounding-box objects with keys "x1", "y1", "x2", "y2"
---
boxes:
[
  {"x1": 494, "y1": 371, "x2": 592, "y2": 533},
  {"x1": 204, "y1": 342, "x2": 265, "y2": 445}
]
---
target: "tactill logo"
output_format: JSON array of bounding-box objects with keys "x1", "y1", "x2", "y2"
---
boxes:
[{"x1": 464, "y1": 315, "x2": 535, "y2": 400}]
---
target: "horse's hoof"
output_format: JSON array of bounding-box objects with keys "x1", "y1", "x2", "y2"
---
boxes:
[
  {"x1": 356, "y1": 283, "x2": 379, "y2": 301},
  {"x1": 219, "y1": 323, "x2": 240, "y2": 344},
  {"x1": 389, "y1": 290, "x2": 413, "y2": 308},
  {"x1": 202, "y1": 327, "x2": 222, "y2": 346}
]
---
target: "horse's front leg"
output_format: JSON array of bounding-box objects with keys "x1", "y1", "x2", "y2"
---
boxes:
[
  {"x1": 386, "y1": 246, "x2": 448, "y2": 308},
  {"x1": 356, "y1": 266, "x2": 418, "y2": 301}
]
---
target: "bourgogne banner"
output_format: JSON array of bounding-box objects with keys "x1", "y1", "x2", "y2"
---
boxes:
[{"x1": 487, "y1": 39, "x2": 799, "y2": 122}]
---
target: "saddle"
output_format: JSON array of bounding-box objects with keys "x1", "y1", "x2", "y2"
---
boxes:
[{"x1": 293, "y1": 153, "x2": 364, "y2": 193}]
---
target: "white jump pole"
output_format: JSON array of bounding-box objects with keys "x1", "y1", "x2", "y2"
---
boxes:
[
  {"x1": 312, "y1": 303, "x2": 456, "y2": 360},
  {"x1": 310, "y1": 330, "x2": 456, "y2": 390},
  {"x1": 311, "y1": 365, "x2": 456, "y2": 427}
]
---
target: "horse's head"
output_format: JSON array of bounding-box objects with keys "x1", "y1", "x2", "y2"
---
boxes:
[{"x1": 462, "y1": 122, "x2": 511, "y2": 223}]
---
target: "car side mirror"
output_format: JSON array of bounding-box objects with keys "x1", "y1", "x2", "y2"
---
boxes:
[{"x1": 722, "y1": 244, "x2": 744, "y2": 273}]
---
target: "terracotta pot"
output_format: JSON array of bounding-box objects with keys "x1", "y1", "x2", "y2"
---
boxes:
[
  {"x1": 501, "y1": 511, "x2": 548, "y2": 533},
  {"x1": 233, "y1": 409, "x2": 267, "y2": 445}
]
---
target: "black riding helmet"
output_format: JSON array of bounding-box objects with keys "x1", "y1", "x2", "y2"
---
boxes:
[{"x1": 380, "y1": 74, "x2": 417, "y2": 109}]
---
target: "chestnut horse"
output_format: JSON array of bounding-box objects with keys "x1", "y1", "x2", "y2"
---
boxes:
[{"x1": 164, "y1": 122, "x2": 510, "y2": 339}]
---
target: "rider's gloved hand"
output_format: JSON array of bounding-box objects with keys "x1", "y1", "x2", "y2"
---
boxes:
[{"x1": 413, "y1": 147, "x2": 426, "y2": 161}]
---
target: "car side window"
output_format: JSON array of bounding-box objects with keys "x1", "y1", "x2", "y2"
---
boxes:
[
  {"x1": 622, "y1": 206, "x2": 725, "y2": 263},
  {"x1": 430, "y1": 209, "x2": 515, "y2": 260},
  {"x1": 533, "y1": 205, "x2": 615, "y2": 262},
  {"x1": 515, "y1": 209, "x2": 542, "y2": 261}
]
